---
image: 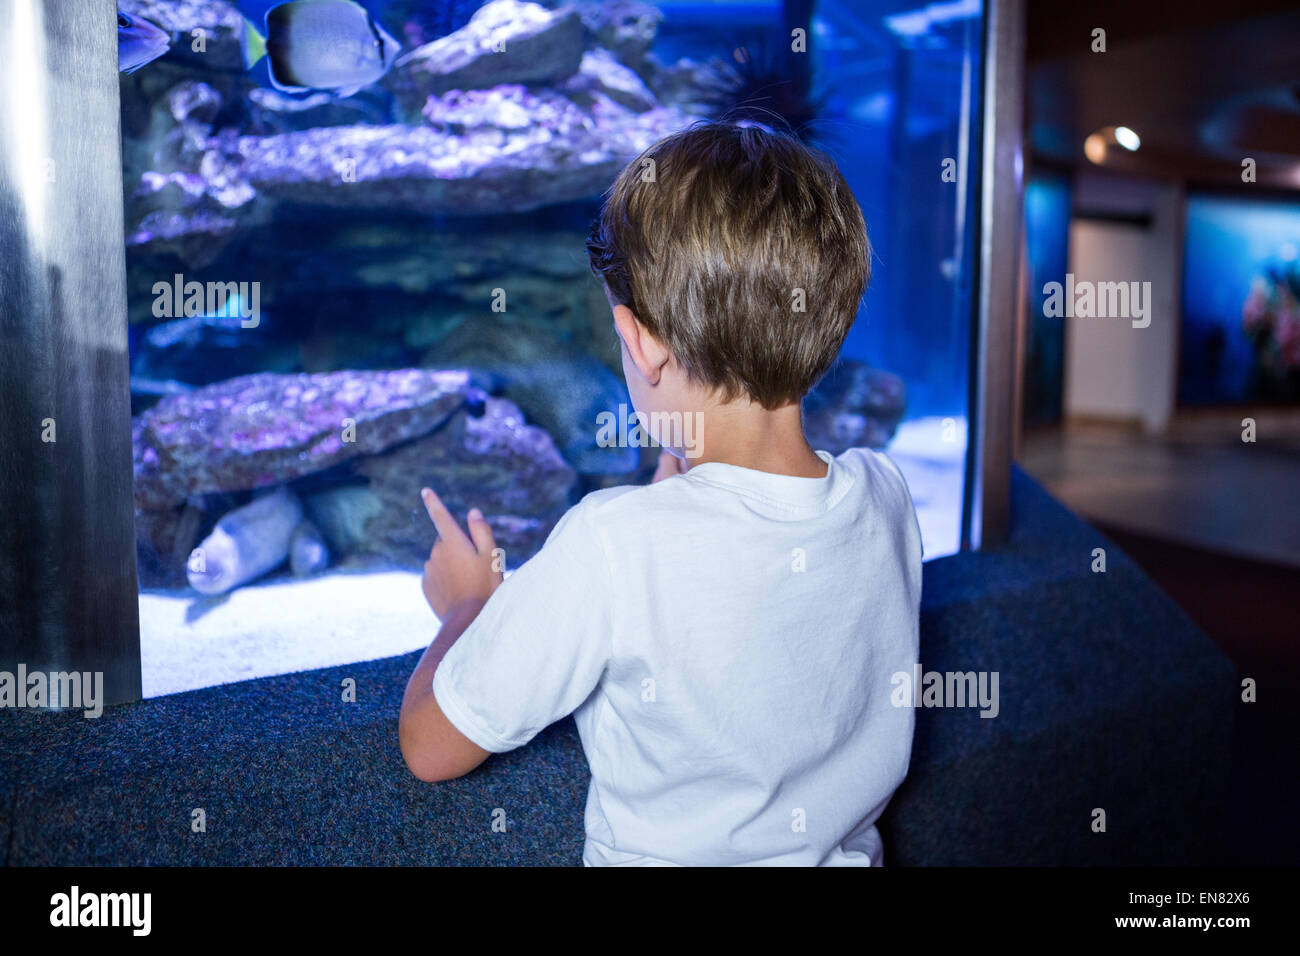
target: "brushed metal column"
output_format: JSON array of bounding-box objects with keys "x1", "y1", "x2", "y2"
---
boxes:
[
  {"x1": 965, "y1": 0, "x2": 1025, "y2": 549},
  {"x1": 0, "y1": 0, "x2": 141, "y2": 704}
]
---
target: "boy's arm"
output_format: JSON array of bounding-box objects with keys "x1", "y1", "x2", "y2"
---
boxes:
[
  {"x1": 398, "y1": 488, "x2": 501, "y2": 783},
  {"x1": 400, "y1": 487, "x2": 616, "y2": 784},
  {"x1": 399, "y1": 598, "x2": 491, "y2": 783}
]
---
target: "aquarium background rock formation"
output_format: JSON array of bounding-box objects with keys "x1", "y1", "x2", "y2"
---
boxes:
[{"x1": 119, "y1": 0, "x2": 905, "y2": 590}]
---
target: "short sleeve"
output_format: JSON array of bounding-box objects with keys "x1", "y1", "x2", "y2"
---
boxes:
[
  {"x1": 868, "y1": 449, "x2": 923, "y2": 564},
  {"x1": 431, "y1": 499, "x2": 614, "y2": 753}
]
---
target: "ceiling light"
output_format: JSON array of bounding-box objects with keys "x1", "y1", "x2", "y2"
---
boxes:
[
  {"x1": 1084, "y1": 133, "x2": 1107, "y2": 164},
  {"x1": 1114, "y1": 126, "x2": 1141, "y2": 151}
]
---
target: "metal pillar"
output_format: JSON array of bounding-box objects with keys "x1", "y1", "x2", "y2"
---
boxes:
[{"x1": 0, "y1": 0, "x2": 141, "y2": 704}]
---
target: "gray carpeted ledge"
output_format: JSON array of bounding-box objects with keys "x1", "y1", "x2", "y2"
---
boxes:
[{"x1": 0, "y1": 468, "x2": 1235, "y2": 865}]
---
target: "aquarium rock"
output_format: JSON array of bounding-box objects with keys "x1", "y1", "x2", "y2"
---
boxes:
[
  {"x1": 165, "y1": 80, "x2": 223, "y2": 126},
  {"x1": 348, "y1": 396, "x2": 578, "y2": 569},
  {"x1": 386, "y1": 0, "x2": 585, "y2": 115},
  {"x1": 125, "y1": 196, "x2": 244, "y2": 269},
  {"x1": 500, "y1": 356, "x2": 638, "y2": 475},
  {"x1": 422, "y1": 320, "x2": 637, "y2": 476},
  {"x1": 131, "y1": 368, "x2": 588, "y2": 586},
  {"x1": 289, "y1": 520, "x2": 331, "y2": 578},
  {"x1": 187, "y1": 488, "x2": 304, "y2": 595},
  {"x1": 126, "y1": 155, "x2": 257, "y2": 267},
  {"x1": 124, "y1": 96, "x2": 691, "y2": 253},
  {"x1": 562, "y1": 48, "x2": 658, "y2": 114},
  {"x1": 802, "y1": 361, "x2": 907, "y2": 454},
  {"x1": 133, "y1": 367, "x2": 471, "y2": 511},
  {"x1": 572, "y1": 0, "x2": 663, "y2": 74},
  {"x1": 130, "y1": 376, "x2": 194, "y2": 419},
  {"x1": 421, "y1": 84, "x2": 584, "y2": 133},
  {"x1": 247, "y1": 88, "x2": 387, "y2": 133},
  {"x1": 302, "y1": 486, "x2": 384, "y2": 559},
  {"x1": 222, "y1": 101, "x2": 689, "y2": 215}
]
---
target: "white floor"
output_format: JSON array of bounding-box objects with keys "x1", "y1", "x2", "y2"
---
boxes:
[{"x1": 139, "y1": 416, "x2": 967, "y2": 698}]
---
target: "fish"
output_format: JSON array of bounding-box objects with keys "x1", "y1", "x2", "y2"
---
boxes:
[
  {"x1": 143, "y1": 310, "x2": 253, "y2": 351},
  {"x1": 242, "y1": 0, "x2": 402, "y2": 98},
  {"x1": 118, "y1": 9, "x2": 171, "y2": 74},
  {"x1": 129, "y1": 376, "x2": 195, "y2": 398},
  {"x1": 289, "y1": 520, "x2": 331, "y2": 577},
  {"x1": 187, "y1": 488, "x2": 304, "y2": 595}
]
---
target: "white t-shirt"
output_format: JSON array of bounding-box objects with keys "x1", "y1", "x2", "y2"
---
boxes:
[{"x1": 432, "y1": 447, "x2": 923, "y2": 866}]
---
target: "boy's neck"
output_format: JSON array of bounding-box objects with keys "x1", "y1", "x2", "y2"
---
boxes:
[{"x1": 685, "y1": 399, "x2": 828, "y2": 479}]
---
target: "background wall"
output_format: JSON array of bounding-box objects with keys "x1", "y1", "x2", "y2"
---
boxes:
[{"x1": 1063, "y1": 173, "x2": 1182, "y2": 431}]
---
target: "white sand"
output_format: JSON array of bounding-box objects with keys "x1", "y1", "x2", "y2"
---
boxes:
[
  {"x1": 139, "y1": 570, "x2": 438, "y2": 699},
  {"x1": 888, "y1": 415, "x2": 968, "y2": 561},
  {"x1": 139, "y1": 416, "x2": 968, "y2": 698}
]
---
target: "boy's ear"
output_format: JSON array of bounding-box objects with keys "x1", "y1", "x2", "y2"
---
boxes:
[{"x1": 613, "y1": 304, "x2": 668, "y2": 386}]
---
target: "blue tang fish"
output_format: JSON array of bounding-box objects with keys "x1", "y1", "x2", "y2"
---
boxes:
[
  {"x1": 243, "y1": 0, "x2": 402, "y2": 98},
  {"x1": 118, "y1": 9, "x2": 170, "y2": 73}
]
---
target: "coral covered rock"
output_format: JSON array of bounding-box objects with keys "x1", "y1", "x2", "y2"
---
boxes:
[
  {"x1": 561, "y1": 48, "x2": 659, "y2": 113},
  {"x1": 385, "y1": 0, "x2": 586, "y2": 115},
  {"x1": 802, "y1": 361, "x2": 907, "y2": 453},
  {"x1": 133, "y1": 368, "x2": 471, "y2": 510},
  {"x1": 335, "y1": 396, "x2": 578, "y2": 569},
  {"x1": 421, "y1": 320, "x2": 638, "y2": 476},
  {"x1": 132, "y1": 369, "x2": 580, "y2": 586},
  {"x1": 126, "y1": 102, "x2": 692, "y2": 263},
  {"x1": 236, "y1": 105, "x2": 686, "y2": 213},
  {"x1": 572, "y1": 0, "x2": 663, "y2": 74}
]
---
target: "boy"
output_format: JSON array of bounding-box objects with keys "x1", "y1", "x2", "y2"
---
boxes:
[{"x1": 399, "y1": 122, "x2": 922, "y2": 866}]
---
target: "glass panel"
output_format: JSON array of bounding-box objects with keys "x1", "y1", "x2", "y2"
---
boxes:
[
  {"x1": 813, "y1": 0, "x2": 980, "y2": 557},
  {"x1": 119, "y1": 0, "x2": 980, "y2": 695}
]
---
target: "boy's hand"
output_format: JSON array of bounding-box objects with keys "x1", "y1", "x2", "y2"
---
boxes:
[
  {"x1": 652, "y1": 450, "x2": 688, "y2": 483},
  {"x1": 420, "y1": 487, "x2": 503, "y2": 620}
]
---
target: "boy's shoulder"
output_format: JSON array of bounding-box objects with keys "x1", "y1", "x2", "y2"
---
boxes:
[
  {"x1": 537, "y1": 446, "x2": 920, "y2": 574},
  {"x1": 562, "y1": 446, "x2": 913, "y2": 530},
  {"x1": 529, "y1": 478, "x2": 679, "y2": 572},
  {"x1": 843, "y1": 445, "x2": 914, "y2": 506},
  {"x1": 560, "y1": 470, "x2": 695, "y2": 529}
]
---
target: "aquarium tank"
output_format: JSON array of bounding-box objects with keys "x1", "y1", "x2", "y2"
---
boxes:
[
  {"x1": 1180, "y1": 193, "x2": 1300, "y2": 406},
  {"x1": 117, "y1": 0, "x2": 982, "y2": 695}
]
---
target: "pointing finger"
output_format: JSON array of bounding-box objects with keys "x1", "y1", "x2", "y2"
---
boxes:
[{"x1": 421, "y1": 487, "x2": 469, "y2": 546}]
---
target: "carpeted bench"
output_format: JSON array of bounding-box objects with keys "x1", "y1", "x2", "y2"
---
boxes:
[{"x1": 0, "y1": 469, "x2": 1235, "y2": 865}]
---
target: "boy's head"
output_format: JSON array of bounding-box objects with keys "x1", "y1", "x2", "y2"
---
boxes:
[{"x1": 587, "y1": 122, "x2": 870, "y2": 415}]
